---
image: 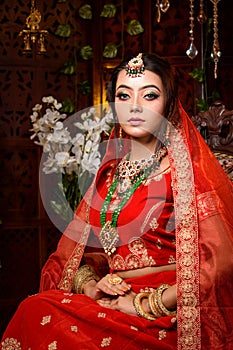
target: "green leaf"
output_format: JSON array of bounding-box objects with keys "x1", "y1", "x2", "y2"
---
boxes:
[
  {"x1": 78, "y1": 80, "x2": 91, "y2": 95},
  {"x1": 103, "y1": 43, "x2": 118, "y2": 58},
  {"x1": 189, "y1": 68, "x2": 205, "y2": 83},
  {"x1": 210, "y1": 90, "x2": 221, "y2": 102},
  {"x1": 62, "y1": 173, "x2": 83, "y2": 212},
  {"x1": 79, "y1": 4, "x2": 92, "y2": 19},
  {"x1": 55, "y1": 23, "x2": 71, "y2": 38},
  {"x1": 61, "y1": 98, "x2": 75, "y2": 114},
  {"x1": 80, "y1": 45, "x2": 93, "y2": 60},
  {"x1": 127, "y1": 20, "x2": 144, "y2": 35},
  {"x1": 100, "y1": 4, "x2": 117, "y2": 18},
  {"x1": 206, "y1": 18, "x2": 213, "y2": 35},
  {"x1": 196, "y1": 98, "x2": 209, "y2": 112},
  {"x1": 60, "y1": 61, "x2": 75, "y2": 75}
]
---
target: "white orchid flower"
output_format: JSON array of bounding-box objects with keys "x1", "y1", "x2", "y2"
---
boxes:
[
  {"x1": 72, "y1": 133, "x2": 85, "y2": 146},
  {"x1": 53, "y1": 152, "x2": 76, "y2": 172},
  {"x1": 42, "y1": 156, "x2": 59, "y2": 174},
  {"x1": 42, "y1": 96, "x2": 55, "y2": 104},
  {"x1": 32, "y1": 104, "x2": 42, "y2": 112},
  {"x1": 30, "y1": 96, "x2": 113, "y2": 182},
  {"x1": 81, "y1": 152, "x2": 101, "y2": 175}
]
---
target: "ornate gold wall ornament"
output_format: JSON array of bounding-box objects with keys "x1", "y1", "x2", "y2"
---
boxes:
[
  {"x1": 155, "y1": 0, "x2": 170, "y2": 23},
  {"x1": 19, "y1": 0, "x2": 48, "y2": 54}
]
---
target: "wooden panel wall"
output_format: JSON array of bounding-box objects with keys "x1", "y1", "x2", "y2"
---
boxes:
[{"x1": 0, "y1": 0, "x2": 232, "y2": 336}]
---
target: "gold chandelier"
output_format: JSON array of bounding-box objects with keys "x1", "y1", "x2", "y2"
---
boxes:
[{"x1": 19, "y1": 0, "x2": 48, "y2": 54}]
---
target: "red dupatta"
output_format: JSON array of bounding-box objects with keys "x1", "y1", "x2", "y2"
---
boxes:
[
  {"x1": 40, "y1": 102, "x2": 233, "y2": 349},
  {"x1": 171, "y1": 102, "x2": 233, "y2": 349}
]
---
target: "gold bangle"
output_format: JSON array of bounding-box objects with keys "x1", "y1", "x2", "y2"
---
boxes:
[
  {"x1": 133, "y1": 292, "x2": 156, "y2": 321},
  {"x1": 148, "y1": 292, "x2": 163, "y2": 318},
  {"x1": 154, "y1": 284, "x2": 177, "y2": 317},
  {"x1": 72, "y1": 265, "x2": 100, "y2": 294}
]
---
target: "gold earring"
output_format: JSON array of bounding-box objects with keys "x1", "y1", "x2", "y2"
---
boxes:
[
  {"x1": 119, "y1": 126, "x2": 122, "y2": 139},
  {"x1": 119, "y1": 126, "x2": 123, "y2": 150},
  {"x1": 162, "y1": 122, "x2": 170, "y2": 147}
]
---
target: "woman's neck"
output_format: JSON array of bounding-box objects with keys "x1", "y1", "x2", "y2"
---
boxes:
[{"x1": 129, "y1": 137, "x2": 159, "y2": 161}]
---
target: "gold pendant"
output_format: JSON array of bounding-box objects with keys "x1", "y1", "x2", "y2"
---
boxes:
[{"x1": 100, "y1": 221, "x2": 119, "y2": 256}]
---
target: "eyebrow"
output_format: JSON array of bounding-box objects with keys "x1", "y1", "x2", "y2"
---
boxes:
[{"x1": 116, "y1": 84, "x2": 161, "y2": 92}]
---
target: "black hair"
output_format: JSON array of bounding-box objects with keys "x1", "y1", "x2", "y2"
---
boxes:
[{"x1": 106, "y1": 53, "x2": 179, "y2": 120}]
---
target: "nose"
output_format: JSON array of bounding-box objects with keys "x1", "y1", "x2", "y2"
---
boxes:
[{"x1": 130, "y1": 103, "x2": 143, "y2": 113}]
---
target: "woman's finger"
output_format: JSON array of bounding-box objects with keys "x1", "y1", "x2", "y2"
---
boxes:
[{"x1": 96, "y1": 274, "x2": 131, "y2": 296}]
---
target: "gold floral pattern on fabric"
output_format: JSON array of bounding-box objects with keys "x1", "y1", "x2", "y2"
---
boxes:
[
  {"x1": 98, "y1": 312, "x2": 107, "y2": 318},
  {"x1": 149, "y1": 218, "x2": 159, "y2": 230},
  {"x1": 168, "y1": 255, "x2": 176, "y2": 264},
  {"x1": 109, "y1": 237, "x2": 156, "y2": 270},
  {"x1": 101, "y1": 337, "x2": 112, "y2": 347},
  {"x1": 140, "y1": 201, "x2": 164, "y2": 234},
  {"x1": 40, "y1": 315, "x2": 51, "y2": 325},
  {"x1": 1, "y1": 338, "x2": 22, "y2": 350},
  {"x1": 61, "y1": 298, "x2": 72, "y2": 304},
  {"x1": 169, "y1": 121, "x2": 200, "y2": 350},
  {"x1": 70, "y1": 326, "x2": 78, "y2": 332},
  {"x1": 158, "y1": 329, "x2": 167, "y2": 340},
  {"x1": 48, "y1": 341, "x2": 57, "y2": 350},
  {"x1": 197, "y1": 190, "x2": 221, "y2": 221}
]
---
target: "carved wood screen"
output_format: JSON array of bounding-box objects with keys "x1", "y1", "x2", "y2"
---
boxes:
[{"x1": 0, "y1": 0, "x2": 233, "y2": 337}]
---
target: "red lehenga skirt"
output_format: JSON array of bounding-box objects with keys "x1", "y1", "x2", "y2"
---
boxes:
[{"x1": 1, "y1": 271, "x2": 177, "y2": 350}]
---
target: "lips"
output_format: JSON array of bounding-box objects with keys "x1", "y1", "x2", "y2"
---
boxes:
[{"x1": 128, "y1": 117, "x2": 145, "y2": 126}]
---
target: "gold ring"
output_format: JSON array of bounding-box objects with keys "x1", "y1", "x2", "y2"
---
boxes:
[{"x1": 108, "y1": 275, "x2": 123, "y2": 285}]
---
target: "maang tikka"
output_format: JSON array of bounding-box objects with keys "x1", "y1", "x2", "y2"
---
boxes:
[{"x1": 125, "y1": 53, "x2": 145, "y2": 77}]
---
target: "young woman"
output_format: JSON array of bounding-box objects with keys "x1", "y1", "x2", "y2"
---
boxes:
[{"x1": 1, "y1": 53, "x2": 233, "y2": 350}]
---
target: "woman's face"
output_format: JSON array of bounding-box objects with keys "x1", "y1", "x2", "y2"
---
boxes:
[{"x1": 114, "y1": 69, "x2": 166, "y2": 143}]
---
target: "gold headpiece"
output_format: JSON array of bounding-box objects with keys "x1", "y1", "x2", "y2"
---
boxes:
[{"x1": 125, "y1": 53, "x2": 145, "y2": 77}]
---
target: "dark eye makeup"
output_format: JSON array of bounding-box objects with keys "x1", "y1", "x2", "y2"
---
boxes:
[
  {"x1": 115, "y1": 92, "x2": 130, "y2": 100},
  {"x1": 144, "y1": 91, "x2": 160, "y2": 100}
]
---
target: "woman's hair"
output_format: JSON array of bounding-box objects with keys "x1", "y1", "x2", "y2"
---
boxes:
[{"x1": 106, "y1": 53, "x2": 179, "y2": 120}]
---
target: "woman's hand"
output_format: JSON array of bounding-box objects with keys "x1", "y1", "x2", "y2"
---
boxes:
[
  {"x1": 83, "y1": 273, "x2": 131, "y2": 300},
  {"x1": 97, "y1": 290, "x2": 137, "y2": 317},
  {"x1": 162, "y1": 283, "x2": 177, "y2": 310},
  {"x1": 96, "y1": 283, "x2": 177, "y2": 317}
]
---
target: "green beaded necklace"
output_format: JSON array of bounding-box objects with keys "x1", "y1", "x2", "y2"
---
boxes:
[{"x1": 99, "y1": 150, "x2": 166, "y2": 255}]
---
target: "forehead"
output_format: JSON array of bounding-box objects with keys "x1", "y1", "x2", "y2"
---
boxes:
[{"x1": 116, "y1": 69, "x2": 163, "y2": 89}]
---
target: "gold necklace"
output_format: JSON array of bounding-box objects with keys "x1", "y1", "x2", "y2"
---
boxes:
[{"x1": 99, "y1": 146, "x2": 168, "y2": 255}]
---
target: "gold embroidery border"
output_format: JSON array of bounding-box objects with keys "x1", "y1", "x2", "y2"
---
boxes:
[
  {"x1": 58, "y1": 184, "x2": 94, "y2": 291},
  {"x1": 169, "y1": 122, "x2": 201, "y2": 350}
]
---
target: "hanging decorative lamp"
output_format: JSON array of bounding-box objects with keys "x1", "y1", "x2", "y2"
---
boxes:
[{"x1": 19, "y1": 0, "x2": 48, "y2": 54}]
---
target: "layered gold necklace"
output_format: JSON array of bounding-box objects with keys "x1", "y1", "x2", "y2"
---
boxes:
[{"x1": 99, "y1": 146, "x2": 168, "y2": 255}]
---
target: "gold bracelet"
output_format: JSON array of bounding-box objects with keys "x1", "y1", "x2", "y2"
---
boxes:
[
  {"x1": 148, "y1": 292, "x2": 163, "y2": 318},
  {"x1": 72, "y1": 265, "x2": 100, "y2": 294},
  {"x1": 133, "y1": 292, "x2": 156, "y2": 321},
  {"x1": 154, "y1": 284, "x2": 177, "y2": 317}
]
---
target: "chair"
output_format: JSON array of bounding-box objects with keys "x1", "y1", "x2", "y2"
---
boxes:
[{"x1": 192, "y1": 100, "x2": 233, "y2": 180}]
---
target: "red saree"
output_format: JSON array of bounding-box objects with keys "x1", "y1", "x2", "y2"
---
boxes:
[
  {"x1": 1, "y1": 272, "x2": 177, "y2": 350},
  {"x1": 1, "y1": 103, "x2": 233, "y2": 350}
]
